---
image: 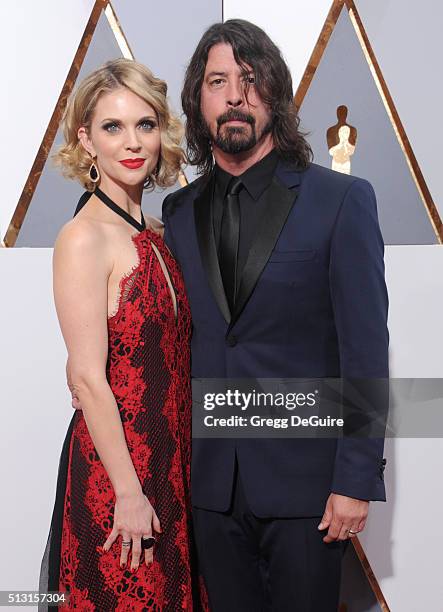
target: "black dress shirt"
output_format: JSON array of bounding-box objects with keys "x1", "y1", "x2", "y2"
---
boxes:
[{"x1": 213, "y1": 148, "x2": 279, "y2": 288}]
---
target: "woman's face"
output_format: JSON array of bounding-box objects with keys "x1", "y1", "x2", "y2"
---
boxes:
[{"x1": 78, "y1": 87, "x2": 161, "y2": 189}]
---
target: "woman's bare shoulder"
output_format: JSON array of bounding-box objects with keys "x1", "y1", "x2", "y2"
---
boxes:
[
  {"x1": 56, "y1": 214, "x2": 107, "y2": 248},
  {"x1": 54, "y1": 215, "x2": 110, "y2": 270}
]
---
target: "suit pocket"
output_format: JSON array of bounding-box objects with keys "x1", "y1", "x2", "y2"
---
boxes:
[{"x1": 268, "y1": 249, "x2": 316, "y2": 263}]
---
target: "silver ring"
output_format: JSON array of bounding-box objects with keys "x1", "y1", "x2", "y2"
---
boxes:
[
  {"x1": 349, "y1": 530, "x2": 358, "y2": 534},
  {"x1": 122, "y1": 540, "x2": 131, "y2": 547}
]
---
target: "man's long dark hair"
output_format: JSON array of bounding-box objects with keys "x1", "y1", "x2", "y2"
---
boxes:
[{"x1": 182, "y1": 19, "x2": 313, "y2": 175}]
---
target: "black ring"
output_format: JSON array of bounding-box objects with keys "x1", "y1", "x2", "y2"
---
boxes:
[{"x1": 141, "y1": 536, "x2": 156, "y2": 550}]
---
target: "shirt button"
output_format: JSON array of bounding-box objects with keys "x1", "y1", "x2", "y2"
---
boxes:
[{"x1": 226, "y1": 334, "x2": 238, "y2": 347}]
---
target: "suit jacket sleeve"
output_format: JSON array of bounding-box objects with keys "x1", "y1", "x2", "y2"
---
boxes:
[
  {"x1": 329, "y1": 178, "x2": 389, "y2": 501},
  {"x1": 162, "y1": 194, "x2": 178, "y2": 259}
]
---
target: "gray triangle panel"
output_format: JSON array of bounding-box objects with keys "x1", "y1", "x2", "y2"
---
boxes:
[{"x1": 299, "y1": 8, "x2": 437, "y2": 245}]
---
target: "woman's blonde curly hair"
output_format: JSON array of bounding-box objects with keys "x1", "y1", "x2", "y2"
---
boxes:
[{"x1": 54, "y1": 58, "x2": 185, "y2": 192}]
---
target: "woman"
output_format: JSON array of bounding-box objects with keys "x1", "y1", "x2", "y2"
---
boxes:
[{"x1": 39, "y1": 58, "x2": 197, "y2": 610}]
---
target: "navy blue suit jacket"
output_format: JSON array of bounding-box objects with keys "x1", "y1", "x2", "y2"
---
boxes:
[{"x1": 162, "y1": 160, "x2": 389, "y2": 517}]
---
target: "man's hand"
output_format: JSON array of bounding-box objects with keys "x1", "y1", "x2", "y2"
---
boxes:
[
  {"x1": 66, "y1": 358, "x2": 81, "y2": 410},
  {"x1": 318, "y1": 493, "x2": 368, "y2": 543}
]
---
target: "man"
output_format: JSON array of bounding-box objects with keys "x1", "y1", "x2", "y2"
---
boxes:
[{"x1": 162, "y1": 19, "x2": 389, "y2": 611}]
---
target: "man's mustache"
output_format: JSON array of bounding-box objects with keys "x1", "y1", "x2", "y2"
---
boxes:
[{"x1": 217, "y1": 111, "x2": 255, "y2": 127}]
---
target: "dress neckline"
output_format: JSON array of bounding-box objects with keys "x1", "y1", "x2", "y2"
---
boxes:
[{"x1": 94, "y1": 187, "x2": 146, "y2": 232}]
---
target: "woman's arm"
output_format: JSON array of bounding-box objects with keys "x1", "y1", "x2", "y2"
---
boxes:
[
  {"x1": 53, "y1": 220, "x2": 160, "y2": 569},
  {"x1": 54, "y1": 220, "x2": 141, "y2": 497}
]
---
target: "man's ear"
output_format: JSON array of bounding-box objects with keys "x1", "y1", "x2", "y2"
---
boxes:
[{"x1": 78, "y1": 126, "x2": 96, "y2": 158}]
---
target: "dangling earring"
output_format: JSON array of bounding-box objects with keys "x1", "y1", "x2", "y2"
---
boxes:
[{"x1": 89, "y1": 159, "x2": 100, "y2": 183}]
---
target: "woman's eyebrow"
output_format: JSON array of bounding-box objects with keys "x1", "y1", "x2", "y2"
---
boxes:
[{"x1": 100, "y1": 115, "x2": 157, "y2": 123}]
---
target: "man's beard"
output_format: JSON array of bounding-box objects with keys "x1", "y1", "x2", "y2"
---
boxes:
[{"x1": 207, "y1": 110, "x2": 273, "y2": 154}]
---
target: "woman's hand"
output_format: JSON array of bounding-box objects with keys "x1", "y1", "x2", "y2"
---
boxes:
[{"x1": 103, "y1": 492, "x2": 162, "y2": 569}]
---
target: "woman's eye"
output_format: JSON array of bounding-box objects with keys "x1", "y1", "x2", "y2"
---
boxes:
[
  {"x1": 139, "y1": 120, "x2": 156, "y2": 131},
  {"x1": 103, "y1": 122, "x2": 120, "y2": 132}
]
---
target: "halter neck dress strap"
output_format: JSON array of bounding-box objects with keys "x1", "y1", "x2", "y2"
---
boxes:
[{"x1": 74, "y1": 187, "x2": 146, "y2": 232}]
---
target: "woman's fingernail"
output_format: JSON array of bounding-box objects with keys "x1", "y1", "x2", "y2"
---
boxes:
[{"x1": 120, "y1": 562, "x2": 125, "y2": 568}]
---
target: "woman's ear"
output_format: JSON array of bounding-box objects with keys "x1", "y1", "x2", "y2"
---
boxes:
[{"x1": 78, "y1": 126, "x2": 96, "y2": 157}]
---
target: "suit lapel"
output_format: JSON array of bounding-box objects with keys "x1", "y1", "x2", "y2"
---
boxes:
[
  {"x1": 194, "y1": 171, "x2": 231, "y2": 323},
  {"x1": 228, "y1": 164, "x2": 301, "y2": 331}
]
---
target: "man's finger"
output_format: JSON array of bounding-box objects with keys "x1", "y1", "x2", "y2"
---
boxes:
[
  {"x1": 323, "y1": 519, "x2": 343, "y2": 543},
  {"x1": 348, "y1": 525, "x2": 360, "y2": 538},
  {"x1": 338, "y1": 524, "x2": 353, "y2": 541},
  {"x1": 318, "y1": 510, "x2": 331, "y2": 531}
]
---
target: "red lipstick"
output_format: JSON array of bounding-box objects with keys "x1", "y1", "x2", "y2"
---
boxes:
[{"x1": 119, "y1": 158, "x2": 145, "y2": 169}]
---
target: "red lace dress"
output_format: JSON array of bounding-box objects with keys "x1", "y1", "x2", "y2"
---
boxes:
[{"x1": 40, "y1": 205, "x2": 200, "y2": 610}]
